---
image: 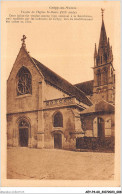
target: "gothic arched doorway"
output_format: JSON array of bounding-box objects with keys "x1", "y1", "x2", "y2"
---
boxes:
[
  {"x1": 19, "y1": 119, "x2": 30, "y2": 147},
  {"x1": 98, "y1": 117, "x2": 105, "y2": 138}
]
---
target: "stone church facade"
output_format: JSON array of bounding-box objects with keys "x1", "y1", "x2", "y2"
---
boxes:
[{"x1": 7, "y1": 11, "x2": 115, "y2": 150}]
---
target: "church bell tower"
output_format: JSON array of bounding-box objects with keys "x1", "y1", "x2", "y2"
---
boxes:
[{"x1": 93, "y1": 9, "x2": 115, "y2": 104}]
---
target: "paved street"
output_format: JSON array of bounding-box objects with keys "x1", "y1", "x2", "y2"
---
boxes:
[{"x1": 7, "y1": 147, "x2": 114, "y2": 180}]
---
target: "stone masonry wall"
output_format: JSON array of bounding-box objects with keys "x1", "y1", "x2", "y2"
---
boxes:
[
  {"x1": 7, "y1": 111, "x2": 38, "y2": 147},
  {"x1": 43, "y1": 108, "x2": 76, "y2": 150},
  {"x1": 7, "y1": 47, "x2": 43, "y2": 114}
]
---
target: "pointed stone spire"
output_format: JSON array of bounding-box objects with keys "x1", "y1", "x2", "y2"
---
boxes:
[
  {"x1": 94, "y1": 43, "x2": 98, "y2": 66},
  {"x1": 107, "y1": 37, "x2": 110, "y2": 49},
  {"x1": 94, "y1": 43, "x2": 97, "y2": 58},
  {"x1": 110, "y1": 46, "x2": 113, "y2": 61},
  {"x1": 107, "y1": 37, "x2": 110, "y2": 57},
  {"x1": 101, "y1": 8, "x2": 104, "y2": 22},
  {"x1": 99, "y1": 9, "x2": 107, "y2": 49}
]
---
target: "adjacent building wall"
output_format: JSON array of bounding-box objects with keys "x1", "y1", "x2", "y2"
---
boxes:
[
  {"x1": 43, "y1": 107, "x2": 76, "y2": 150},
  {"x1": 80, "y1": 113, "x2": 115, "y2": 138}
]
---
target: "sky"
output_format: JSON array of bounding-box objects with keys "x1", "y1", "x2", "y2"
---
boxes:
[{"x1": 2, "y1": 1, "x2": 120, "y2": 84}]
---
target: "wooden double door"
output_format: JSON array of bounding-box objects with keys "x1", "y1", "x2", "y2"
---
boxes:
[
  {"x1": 98, "y1": 117, "x2": 105, "y2": 138},
  {"x1": 19, "y1": 128, "x2": 28, "y2": 147},
  {"x1": 54, "y1": 133, "x2": 62, "y2": 149}
]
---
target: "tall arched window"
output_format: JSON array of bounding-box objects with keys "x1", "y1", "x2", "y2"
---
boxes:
[
  {"x1": 97, "y1": 70, "x2": 101, "y2": 86},
  {"x1": 101, "y1": 56, "x2": 102, "y2": 64},
  {"x1": 53, "y1": 112, "x2": 63, "y2": 127},
  {"x1": 16, "y1": 67, "x2": 32, "y2": 96}
]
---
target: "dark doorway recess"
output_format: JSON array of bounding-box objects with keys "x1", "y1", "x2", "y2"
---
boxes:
[
  {"x1": 98, "y1": 117, "x2": 105, "y2": 138},
  {"x1": 19, "y1": 128, "x2": 28, "y2": 147},
  {"x1": 54, "y1": 133, "x2": 62, "y2": 149}
]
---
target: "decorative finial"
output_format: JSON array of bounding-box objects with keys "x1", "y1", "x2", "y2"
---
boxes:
[
  {"x1": 21, "y1": 35, "x2": 26, "y2": 47},
  {"x1": 101, "y1": 8, "x2": 105, "y2": 20}
]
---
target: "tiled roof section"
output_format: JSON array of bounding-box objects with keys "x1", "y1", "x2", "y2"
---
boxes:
[
  {"x1": 74, "y1": 80, "x2": 94, "y2": 95},
  {"x1": 32, "y1": 58, "x2": 92, "y2": 106}
]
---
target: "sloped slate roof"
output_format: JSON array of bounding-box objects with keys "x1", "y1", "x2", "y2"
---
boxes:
[
  {"x1": 74, "y1": 80, "x2": 94, "y2": 96},
  {"x1": 32, "y1": 57, "x2": 92, "y2": 106},
  {"x1": 80, "y1": 100, "x2": 114, "y2": 115}
]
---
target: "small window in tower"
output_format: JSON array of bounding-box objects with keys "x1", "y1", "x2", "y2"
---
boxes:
[
  {"x1": 101, "y1": 56, "x2": 102, "y2": 64},
  {"x1": 111, "y1": 69, "x2": 113, "y2": 76},
  {"x1": 103, "y1": 68, "x2": 108, "y2": 85},
  {"x1": 97, "y1": 70, "x2": 101, "y2": 86}
]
